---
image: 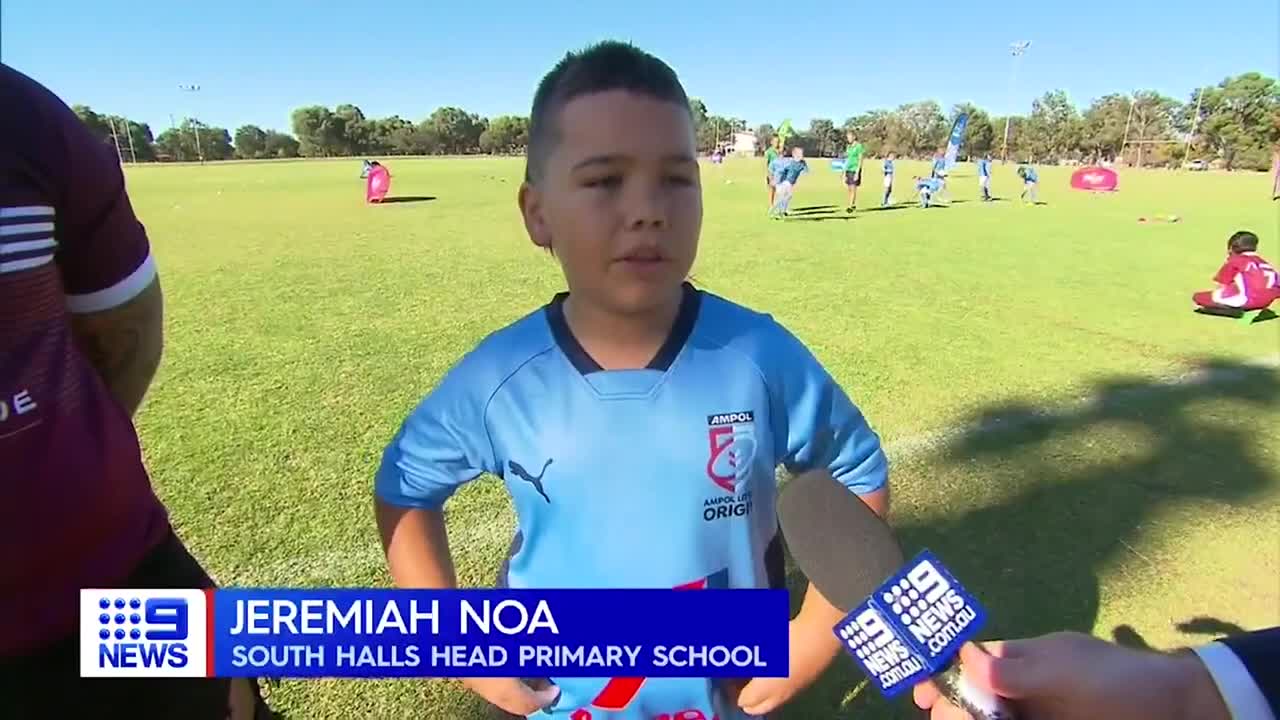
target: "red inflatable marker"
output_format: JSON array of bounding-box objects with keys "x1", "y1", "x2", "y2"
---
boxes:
[
  {"x1": 366, "y1": 164, "x2": 391, "y2": 203},
  {"x1": 1071, "y1": 166, "x2": 1118, "y2": 192}
]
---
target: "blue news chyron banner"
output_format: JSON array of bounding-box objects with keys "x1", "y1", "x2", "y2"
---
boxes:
[
  {"x1": 833, "y1": 551, "x2": 988, "y2": 698},
  {"x1": 205, "y1": 589, "x2": 789, "y2": 679}
]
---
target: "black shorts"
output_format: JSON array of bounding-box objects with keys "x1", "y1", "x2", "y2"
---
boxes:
[
  {"x1": 0, "y1": 529, "x2": 231, "y2": 720},
  {"x1": 844, "y1": 170, "x2": 862, "y2": 187}
]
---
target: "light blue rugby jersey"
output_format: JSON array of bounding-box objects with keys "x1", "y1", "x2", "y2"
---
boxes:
[{"x1": 375, "y1": 282, "x2": 889, "y2": 720}]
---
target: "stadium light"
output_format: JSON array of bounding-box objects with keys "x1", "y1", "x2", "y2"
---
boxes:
[
  {"x1": 178, "y1": 83, "x2": 204, "y2": 163},
  {"x1": 1001, "y1": 41, "x2": 1031, "y2": 163}
]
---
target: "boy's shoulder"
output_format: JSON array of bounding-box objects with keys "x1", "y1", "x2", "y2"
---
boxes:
[
  {"x1": 691, "y1": 289, "x2": 816, "y2": 370},
  {"x1": 440, "y1": 304, "x2": 558, "y2": 394}
]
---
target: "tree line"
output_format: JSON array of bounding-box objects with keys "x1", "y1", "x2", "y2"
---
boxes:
[{"x1": 72, "y1": 71, "x2": 1279, "y2": 170}]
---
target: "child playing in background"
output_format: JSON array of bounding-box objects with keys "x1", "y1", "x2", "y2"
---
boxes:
[
  {"x1": 842, "y1": 130, "x2": 865, "y2": 213},
  {"x1": 764, "y1": 136, "x2": 781, "y2": 209},
  {"x1": 977, "y1": 154, "x2": 992, "y2": 201},
  {"x1": 1193, "y1": 231, "x2": 1279, "y2": 310},
  {"x1": 882, "y1": 152, "x2": 895, "y2": 206},
  {"x1": 914, "y1": 175, "x2": 942, "y2": 208},
  {"x1": 770, "y1": 146, "x2": 808, "y2": 218},
  {"x1": 1018, "y1": 163, "x2": 1039, "y2": 204},
  {"x1": 373, "y1": 41, "x2": 889, "y2": 720}
]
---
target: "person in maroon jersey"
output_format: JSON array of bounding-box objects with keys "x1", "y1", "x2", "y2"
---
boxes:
[
  {"x1": 1192, "y1": 230, "x2": 1280, "y2": 312},
  {"x1": 0, "y1": 63, "x2": 266, "y2": 718}
]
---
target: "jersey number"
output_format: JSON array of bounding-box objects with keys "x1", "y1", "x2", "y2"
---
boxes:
[{"x1": 579, "y1": 577, "x2": 713, "y2": 713}]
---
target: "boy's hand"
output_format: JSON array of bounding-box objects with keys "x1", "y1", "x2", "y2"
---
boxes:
[
  {"x1": 462, "y1": 677, "x2": 559, "y2": 716},
  {"x1": 734, "y1": 612, "x2": 840, "y2": 715}
]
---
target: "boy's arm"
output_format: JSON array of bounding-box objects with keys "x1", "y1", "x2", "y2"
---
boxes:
[
  {"x1": 736, "y1": 321, "x2": 890, "y2": 715},
  {"x1": 372, "y1": 372, "x2": 558, "y2": 715}
]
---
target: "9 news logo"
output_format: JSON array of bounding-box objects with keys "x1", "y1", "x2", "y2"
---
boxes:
[{"x1": 80, "y1": 589, "x2": 209, "y2": 677}]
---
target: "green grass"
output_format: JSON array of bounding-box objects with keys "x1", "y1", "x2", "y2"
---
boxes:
[{"x1": 123, "y1": 156, "x2": 1279, "y2": 719}]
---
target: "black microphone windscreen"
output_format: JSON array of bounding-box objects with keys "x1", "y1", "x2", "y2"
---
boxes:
[{"x1": 776, "y1": 469, "x2": 904, "y2": 613}]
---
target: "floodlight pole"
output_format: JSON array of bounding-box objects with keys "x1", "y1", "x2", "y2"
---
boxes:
[
  {"x1": 179, "y1": 83, "x2": 204, "y2": 163},
  {"x1": 1183, "y1": 87, "x2": 1204, "y2": 166},
  {"x1": 1001, "y1": 41, "x2": 1031, "y2": 164}
]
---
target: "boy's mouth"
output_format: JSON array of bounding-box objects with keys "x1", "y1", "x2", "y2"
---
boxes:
[{"x1": 616, "y1": 247, "x2": 666, "y2": 265}]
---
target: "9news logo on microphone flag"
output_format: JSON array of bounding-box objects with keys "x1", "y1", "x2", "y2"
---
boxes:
[
  {"x1": 833, "y1": 551, "x2": 987, "y2": 698},
  {"x1": 80, "y1": 589, "x2": 210, "y2": 677}
]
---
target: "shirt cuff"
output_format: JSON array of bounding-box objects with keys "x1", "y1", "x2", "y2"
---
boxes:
[{"x1": 1194, "y1": 641, "x2": 1276, "y2": 720}]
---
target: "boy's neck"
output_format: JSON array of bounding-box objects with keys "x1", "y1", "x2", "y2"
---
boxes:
[{"x1": 563, "y1": 286, "x2": 686, "y2": 370}]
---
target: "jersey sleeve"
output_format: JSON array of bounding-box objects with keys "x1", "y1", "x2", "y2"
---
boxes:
[
  {"x1": 763, "y1": 322, "x2": 888, "y2": 496},
  {"x1": 48, "y1": 84, "x2": 155, "y2": 313},
  {"x1": 374, "y1": 359, "x2": 499, "y2": 510}
]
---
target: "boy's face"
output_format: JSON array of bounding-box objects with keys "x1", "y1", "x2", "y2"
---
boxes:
[
  {"x1": 846, "y1": 132, "x2": 854, "y2": 143},
  {"x1": 791, "y1": 147, "x2": 803, "y2": 159},
  {"x1": 519, "y1": 90, "x2": 701, "y2": 316}
]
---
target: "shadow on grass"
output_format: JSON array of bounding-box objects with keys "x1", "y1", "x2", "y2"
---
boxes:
[
  {"x1": 376, "y1": 195, "x2": 438, "y2": 204},
  {"x1": 777, "y1": 358, "x2": 1279, "y2": 719},
  {"x1": 790, "y1": 205, "x2": 839, "y2": 213}
]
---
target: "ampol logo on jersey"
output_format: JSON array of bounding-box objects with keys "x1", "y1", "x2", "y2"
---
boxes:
[
  {"x1": 703, "y1": 410, "x2": 756, "y2": 522},
  {"x1": 80, "y1": 588, "x2": 209, "y2": 677}
]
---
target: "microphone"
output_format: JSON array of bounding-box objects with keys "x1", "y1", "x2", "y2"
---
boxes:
[{"x1": 777, "y1": 470, "x2": 1018, "y2": 720}]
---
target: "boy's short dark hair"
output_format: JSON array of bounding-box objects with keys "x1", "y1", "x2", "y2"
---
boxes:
[
  {"x1": 524, "y1": 41, "x2": 690, "y2": 183},
  {"x1": 1228, "y1": 230, "x2": 1259, "y2": 253}
]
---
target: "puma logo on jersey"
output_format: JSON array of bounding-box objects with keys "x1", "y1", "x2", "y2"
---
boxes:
[{"x1": 508, "y1": 458, "x2": 553, "y2": 503}]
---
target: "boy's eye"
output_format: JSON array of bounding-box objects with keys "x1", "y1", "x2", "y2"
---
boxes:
[
  {"x1": 664, "y1": 174, "x2": 694, "y2": 186},
  {"x1": 584, "y1": 175, "x2": 622, "y2": 189}
]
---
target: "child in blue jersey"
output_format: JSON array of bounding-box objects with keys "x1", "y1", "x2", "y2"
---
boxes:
[
  {"x1": 373, "y1": 41, "x2": 890, "y2": 720},
  {"x1": 882, "y1": 153, "x2": 896, "y2": 206},
  {"x1": 1018, "y1": 163, "x2": 1039, "y2": 203},
  {"x1": 769, "y1": 147, "x2": 808, "y2": 218},
  {"x1": 977, "y1": 154, "x2": 992, "y2": 201}
]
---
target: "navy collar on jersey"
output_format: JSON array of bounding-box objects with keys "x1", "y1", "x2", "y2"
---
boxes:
[{"x1": 545, "y1": 282, "x2": 701, "y2": 375}]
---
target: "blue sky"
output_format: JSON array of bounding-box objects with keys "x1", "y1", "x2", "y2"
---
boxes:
[{"x1": 3, "y1": 0, "x2": 1277, "y2": 136}]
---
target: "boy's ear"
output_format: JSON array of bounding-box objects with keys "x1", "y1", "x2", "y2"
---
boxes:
[{"x1": 519, "y1": 181, "x2": 552, "y2": 251}]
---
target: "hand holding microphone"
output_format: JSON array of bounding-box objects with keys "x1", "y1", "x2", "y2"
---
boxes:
[{"x1": 913, "y1": 634, "x2": 1232, "y2": 720}]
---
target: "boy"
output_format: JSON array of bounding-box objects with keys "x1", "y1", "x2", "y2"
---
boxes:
[
  {"x1": 1018, "y1": 163, "x2": 1039, "y2": 204},
  {"x1": 1193, "y1": 231, "x2": 1279, "y2": 311},
  {"x1": 373, "y1": 41, "x2": 889, "y2": 720},
  {"x1": 882, "y1": 152, "x2": 896, "y2": 206},
  {"x1": 930, "y1": 149, "x2": 948, "y2": 201},
  {"x1": 764, "y1": 136, "x2": 781, "y2": 209},
  {"x1": 977, "y1": 153, "x2": 992, "y2": 201},
  {"x1": 842, "y1": 130, "x2": 865, "y2": 213},
  {"x1": 770, "y1": 146, "x2": 808, "y2": 218},
  {"x1": 914, "y1": 176, "x2": 942, "y2": 208}
]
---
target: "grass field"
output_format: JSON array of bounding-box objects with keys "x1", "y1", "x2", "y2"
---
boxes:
[{"x1": 123, "y1": 155, "x2": 1279, "y2": 719}]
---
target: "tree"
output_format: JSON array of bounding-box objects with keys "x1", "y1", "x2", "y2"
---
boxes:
[
  {"x1": 807, "y1": 118, "x2": 842, "y2": 157},
  {"x1": 895, "y1": 101, "x2": 948, "y2": 157},
  {"x1": 291, "y1": 106, "x2": 340, "y2": 157},
  {"x1": 73, "y1": 105, "x2": 155, "y2": 161},
  {"x1": 1190, "y1": 73, "x2": 1280, "y2": 169},
  {"x1": 844, "y1": 111, "x2": 896, "y2": 157},
  {"x1": 1081, "y1": 94, "x2": 1130, "y2": 161},
  {"x1": 234, "y1": 125, "x2": 269, "y2": 159},
  {"x1": 755, "y1": 123, "x2": 775, "y2": 152},
  {"x1": 155, "y1": 119, "x2": 232, "y2": 161},
  {"x1": 428, "y1": 107, "x2": 485, "y2": 154},
  {"x1": 263, "y1": 131, "x2": 300, "y2": 158},
  {"x1": 1124, "y1": 91, "x2": 1180, "y2": 167},
  {"x1": 1026, "y1": 90, "x2": 1081, "y2": 162},
  {"x1": 334, "y1": 104, "x2": 368, "y2": 155},
  {"x1": 689, "y1": 98, "x2": 708, "y2": 141},
  {"x1": 952, "y1": 103, "x2": 994, "y2": 159},
  {"x1": 480, "y1": 115, "x2": 529, "y2": 154},
  {"x1": 990, "y1": 116, "x2": 1029, "y2": 162}
]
